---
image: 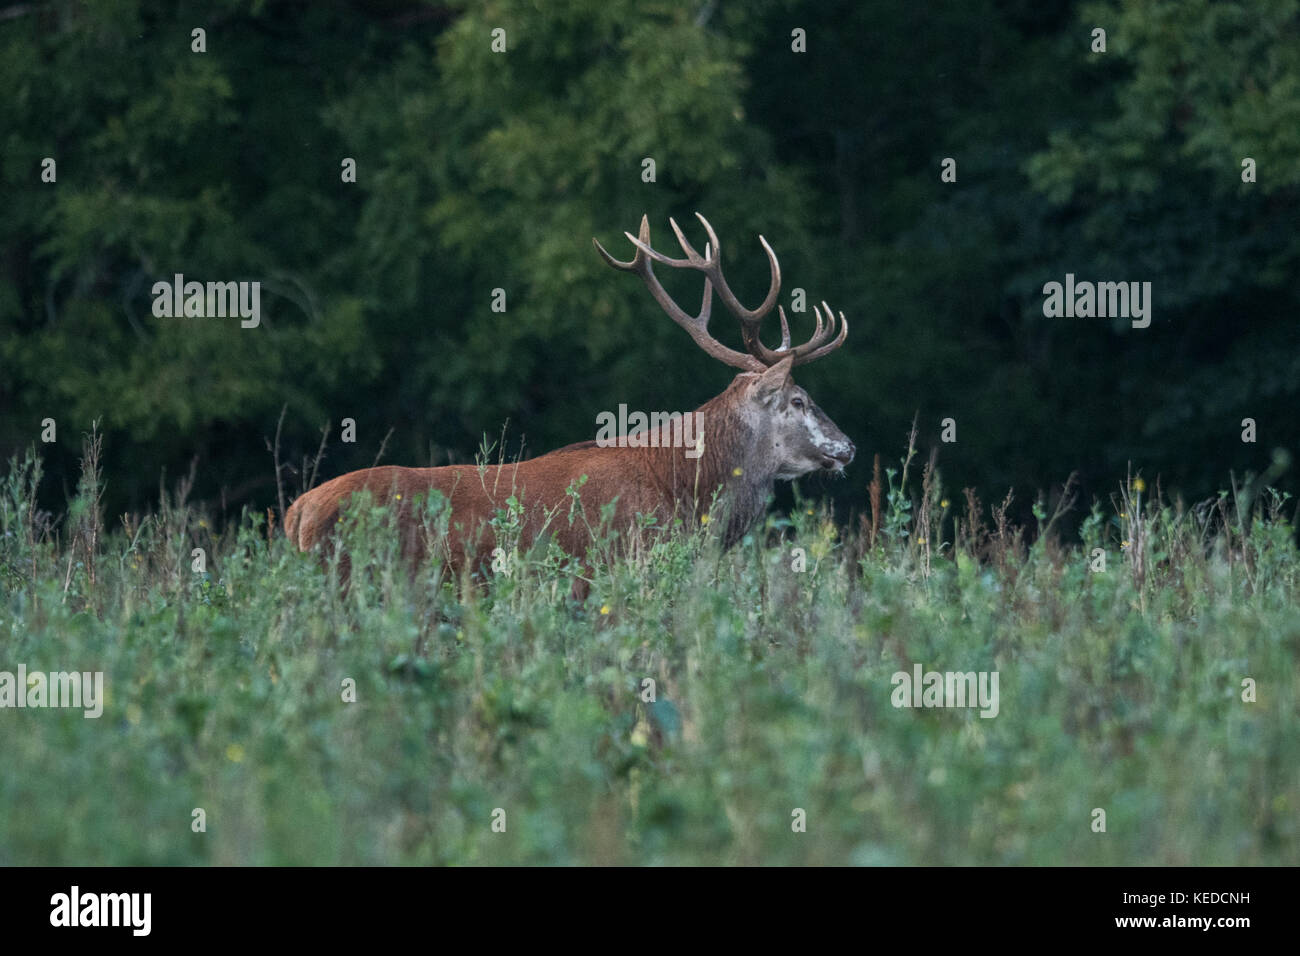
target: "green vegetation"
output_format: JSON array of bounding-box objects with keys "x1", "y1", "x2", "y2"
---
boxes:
[
  {"x1": 2, "y1": 0, "x2": 1296, "y2": 867},
  {"x1": 2, "y1": 437, "x2": 1294, "y2": 865},
  {"x1": 3, "y1": 0, "x2": 1297, "y2": 523}
]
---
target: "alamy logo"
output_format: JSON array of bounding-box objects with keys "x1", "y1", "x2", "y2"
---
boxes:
[
  {"x1": 50, "y1": 886, "x2": 151, "y2": 936},
  {"x1": 0, "y1": 665, "x2": 103, "y2": 718},
  {"x1": 891, "y1": 664, "x2": 999, "y2": 718},
  {"x1": 595, "y1": 405, "x2": 704, "y2": 459},
  {"x1": 152, "y1": 273, "x2": 260, "y2": 328},
  {"x1": 1042, "y1": 273, "x2": 1151, "y2": 328}
]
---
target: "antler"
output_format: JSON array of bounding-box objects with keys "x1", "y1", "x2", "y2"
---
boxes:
[{"x1": 593, "y1": 212, "x2": 848, "y2": 372}]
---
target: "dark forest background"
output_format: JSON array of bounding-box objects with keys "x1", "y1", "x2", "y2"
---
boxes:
[{"x1": 2, "y1": 0, "x2": 1297, "y2": 529}]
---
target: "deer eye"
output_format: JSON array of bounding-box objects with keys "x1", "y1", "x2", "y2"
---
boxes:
[{"x1": 791, "y1": 396, "x2": 805, "y2": 410}]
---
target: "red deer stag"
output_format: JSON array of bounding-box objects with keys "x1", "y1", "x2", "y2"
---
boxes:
[{"x1": 283, "y1": 213, "x2": 854, "y2": 576}]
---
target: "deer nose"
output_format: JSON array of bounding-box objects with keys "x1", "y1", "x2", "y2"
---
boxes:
[{"x1": 821, "y1": 441, "x2": 854, "y2": 471}]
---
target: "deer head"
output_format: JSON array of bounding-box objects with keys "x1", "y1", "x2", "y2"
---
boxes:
[{"x1": 594, "y1": 213, "x2": 855, "y2": 479}]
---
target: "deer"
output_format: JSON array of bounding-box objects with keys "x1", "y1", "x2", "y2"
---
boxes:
[{"x1": 282, "y1": 213, "x2": 855, "y2": 584}]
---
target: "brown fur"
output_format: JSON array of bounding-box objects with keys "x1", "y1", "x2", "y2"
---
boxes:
[{"x1": 283, "y1": 363, "x2": 853, "y2": 576}]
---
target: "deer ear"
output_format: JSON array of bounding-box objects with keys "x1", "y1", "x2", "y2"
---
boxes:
[{"x1": 752, "y1": 356, "x2": 793, "y2": 405}]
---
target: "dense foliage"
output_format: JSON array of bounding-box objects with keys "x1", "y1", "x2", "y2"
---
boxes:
[{"x1": 2, "y1": 0, "x2": 1296, "y2": 524}]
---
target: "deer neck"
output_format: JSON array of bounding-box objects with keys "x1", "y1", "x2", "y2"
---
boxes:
[{"x1": 637, "y1": 385, "x2": 772, "y2": 545}]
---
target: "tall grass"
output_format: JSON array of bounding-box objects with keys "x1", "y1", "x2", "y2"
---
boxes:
[{"x1": 0, "y1": 431, "x2": 1296, "y2": 864}]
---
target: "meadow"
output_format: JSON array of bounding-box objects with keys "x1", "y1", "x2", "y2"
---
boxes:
[{"x1": 1, "y1": 432, "x2": 1296, "y2": 865}]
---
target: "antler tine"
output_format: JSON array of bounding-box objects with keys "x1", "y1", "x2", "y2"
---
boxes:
[
  {"x1": 594, "y1": 214, "x2": 848, "y2": 371},
  {"x1": 776, "y1": 306, "x2": 792, "y2": 351},
  {"x1": 592, "y1": 214, "x2": 650, "y2": 271},
  {"x1": 789, "y1": 305, "x2": 849, "y2": 366},
  {"x1": 766, "y1": 302, "x2": 849, "y2": 366},
  {"x1": 670, "y1": 217, "x2": 705, "y2": 263},
  {"x1": 694, "y1": 213, "x2": 781, "y2": 324},
  {"x1": 593, "y1": 217, "x2": 714, "y2": 333},
  {"x1": 798, "y1": 304, "x2": 834, "y2": 353},
  {"x1": 680, "y1": 212, "x2": 792, "y2": 366},
  {"x1": 594, "y1": 216, "x2": 704, "y2": 330},
  {"x1": 622, "y1": 213, "x2": 780, "y2": 330},
  {"x1": 623, "y1": 217, "x2": 707, "y2": 270},
  {"x1": 593, "y1": 216, "x2": 764, "y2": 372}
]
